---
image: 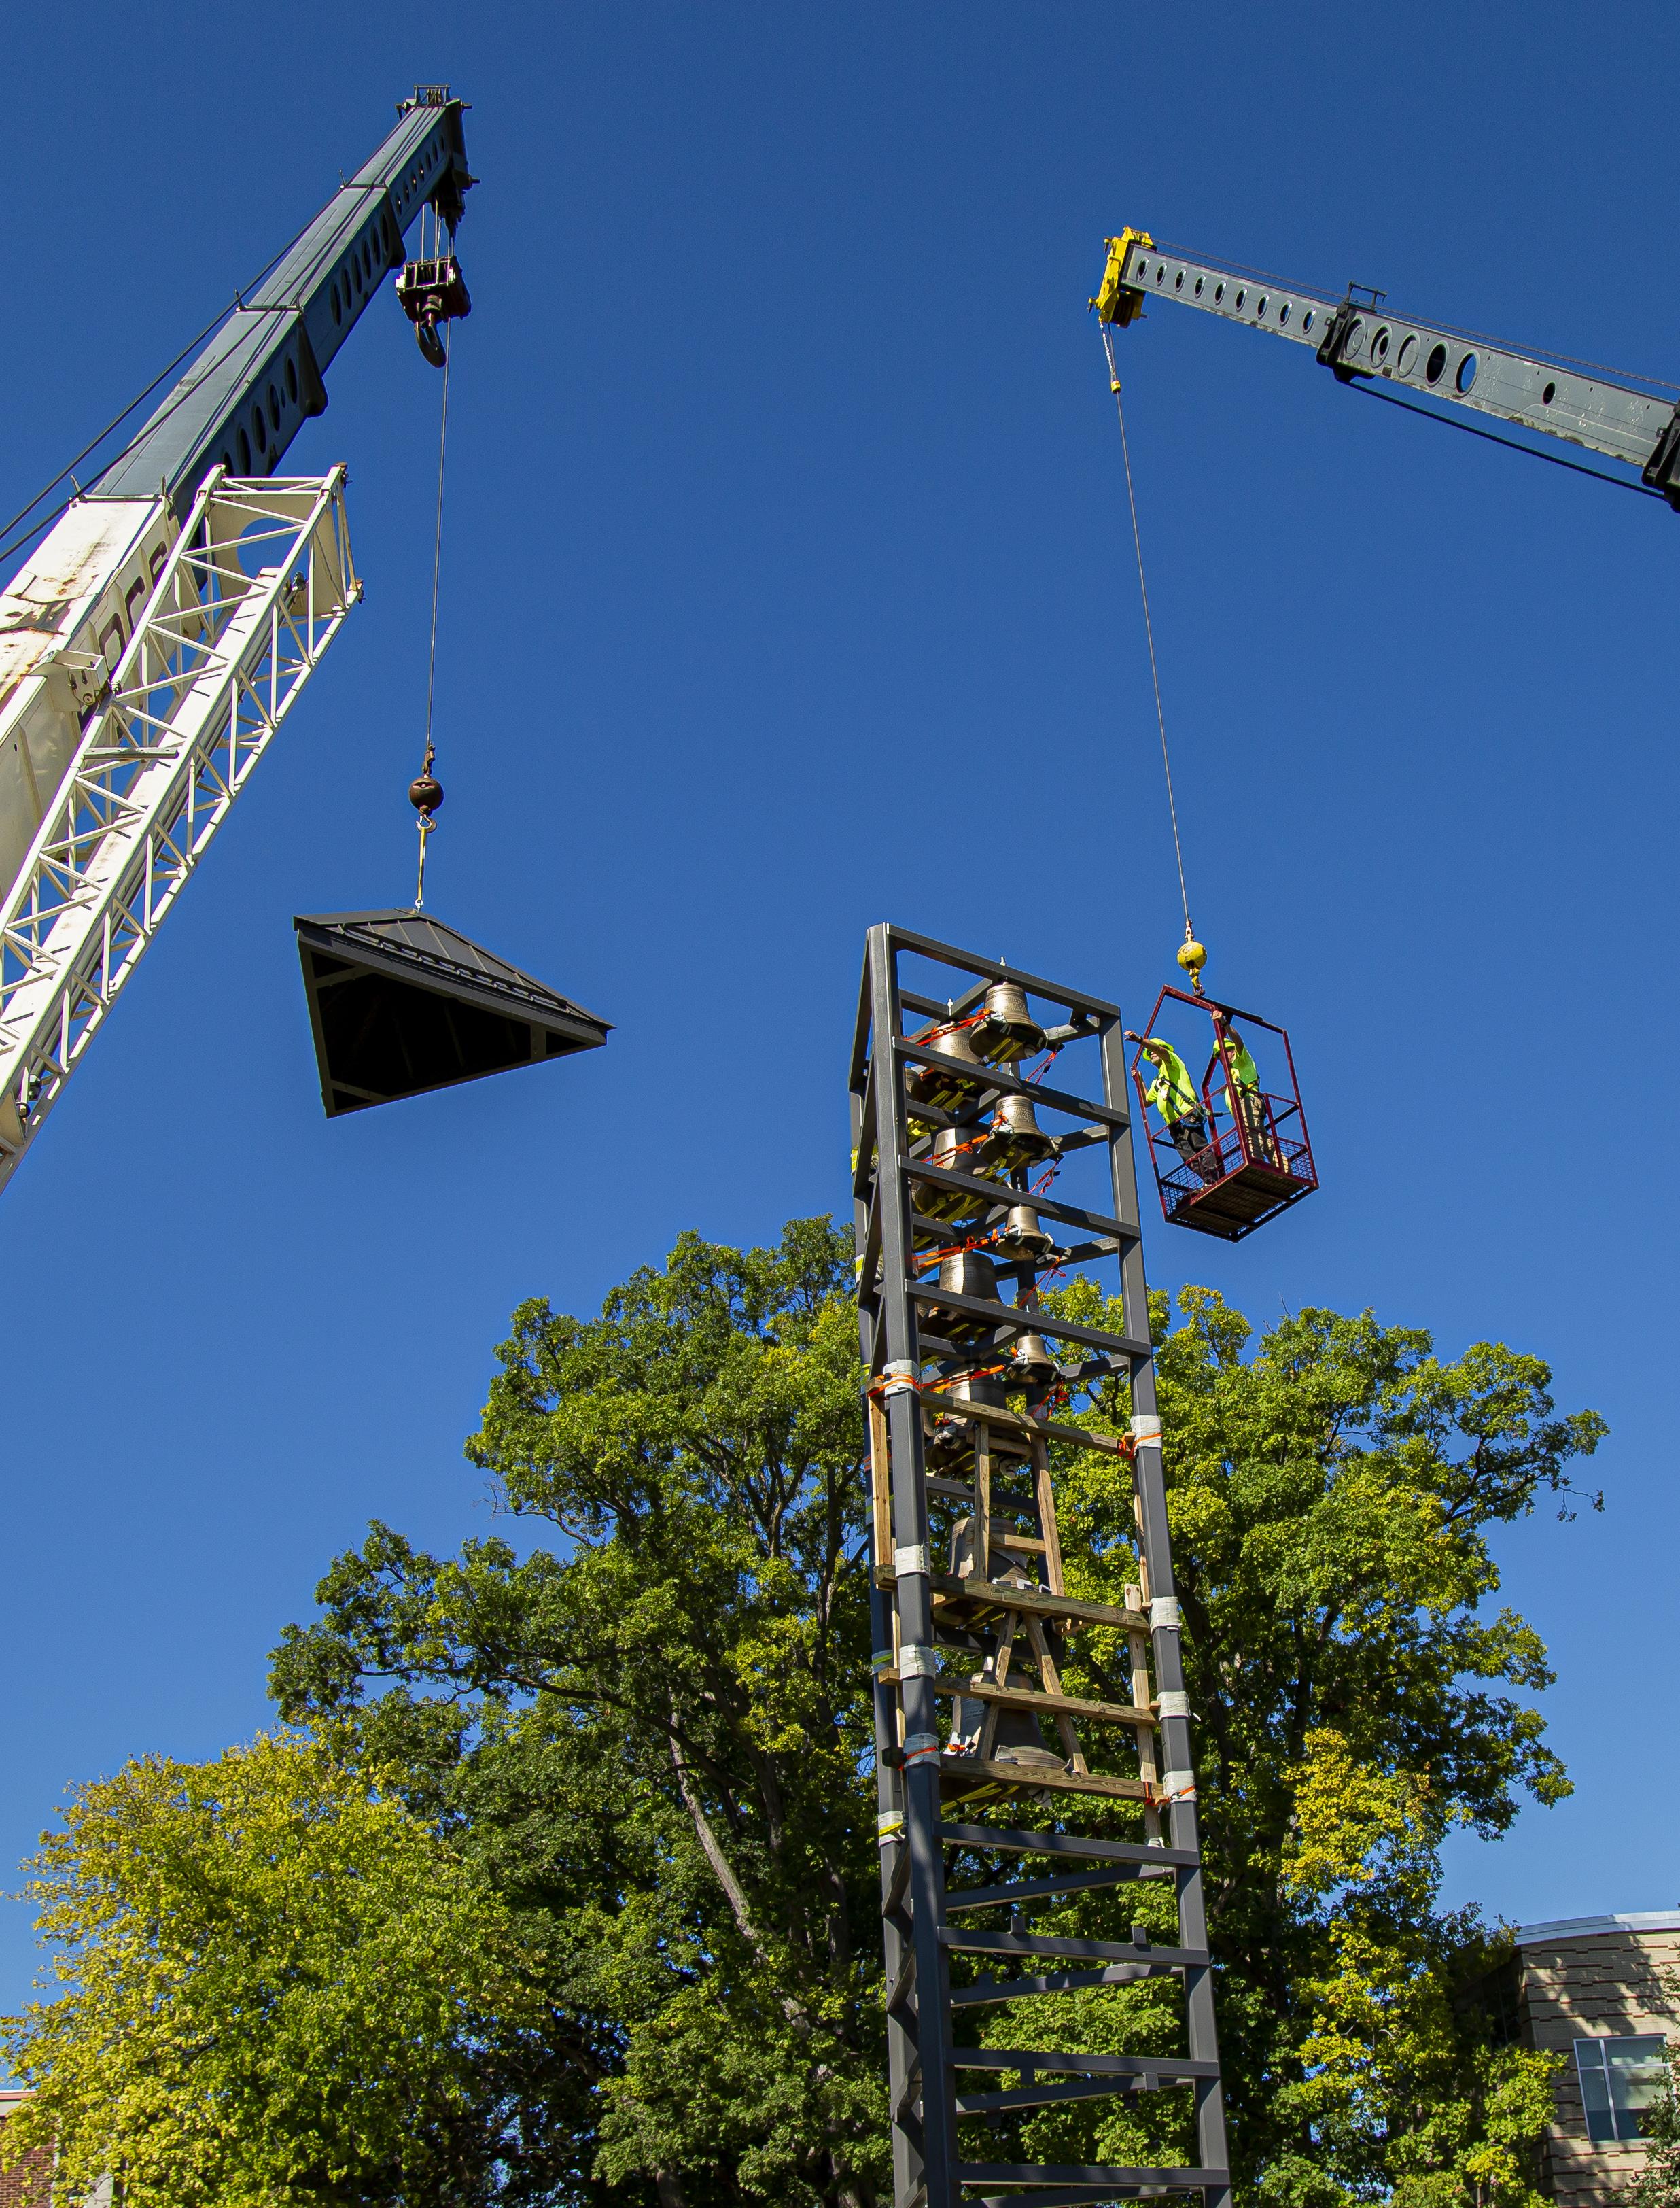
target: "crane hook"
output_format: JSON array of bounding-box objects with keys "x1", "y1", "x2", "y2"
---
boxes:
[{"x1": 396, "y1": 244, "x2": 472, "y2": 370}]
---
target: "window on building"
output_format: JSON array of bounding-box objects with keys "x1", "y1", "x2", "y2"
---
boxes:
[{"x1": 1574, "y1": 2035, "x2": 1670, "y2": 2143}]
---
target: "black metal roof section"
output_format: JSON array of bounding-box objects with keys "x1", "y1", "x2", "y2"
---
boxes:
[{"x1": 294, "y1": 908, "x2": 609, "y2": 1118}]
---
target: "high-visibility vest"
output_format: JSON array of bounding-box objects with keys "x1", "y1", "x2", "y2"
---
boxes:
[
  {"x1": 1221, "y1": 1029, "x2": 1261, "y2": 1103},
  {"x1": 1144, "y1": 1047, "x2": 1198, "y2": 1124}
]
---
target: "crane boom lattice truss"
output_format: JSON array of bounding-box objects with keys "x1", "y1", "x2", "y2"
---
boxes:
[
  {"x1": 0, "y1": 470, "x2": 357, "y2": 1187},
  {"x1": 852, "y1": 924, "x2": 1229, "y2": 2208}
]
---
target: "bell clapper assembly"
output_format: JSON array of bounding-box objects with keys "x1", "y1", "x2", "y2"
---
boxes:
[{"x1": 294, "y1": 182, "x2": 610, "y2": 1120}]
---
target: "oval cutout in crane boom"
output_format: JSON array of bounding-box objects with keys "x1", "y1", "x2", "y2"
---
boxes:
[{"x1": 1093, "y1": 231, "x2": 1680, "y2": 508}]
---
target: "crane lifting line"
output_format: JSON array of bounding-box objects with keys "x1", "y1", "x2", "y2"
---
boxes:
[
  {"x1": 1100, "y1": 322, "x2": 1195, "y2": 947},
  {"x1": 1346, "y1": 378, "x2": 1668, "y2": 500},
  {"x1": 0, "y1": 213, "x2": 320, "y2": 574},
  {"x1": 413, "y1": 316, "x2": 452, "y2": 910}
]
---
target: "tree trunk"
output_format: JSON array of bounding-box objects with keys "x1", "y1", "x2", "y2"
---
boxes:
[{"x1": 667, "y1": 1713, "x2": 816, "y2": 2036}]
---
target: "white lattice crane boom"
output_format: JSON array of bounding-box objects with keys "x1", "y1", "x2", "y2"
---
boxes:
[{"x1": 0, "y1": 88, "x2": 472, "y2": 1194}]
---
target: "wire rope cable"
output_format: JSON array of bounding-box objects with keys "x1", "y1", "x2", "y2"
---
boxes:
[
  {"x1": 1100, "y1": 323, "x2": 1195, "y2": 945},
  {"x1": 413, "y1": 319, "x2": 452, "y2": 908},
  {"x1": 1347, "y1": 379, "x2": 1670, "y2": 499},
  {"x1": 0, "y1": 210, "x2": 321, "y2": 573}
]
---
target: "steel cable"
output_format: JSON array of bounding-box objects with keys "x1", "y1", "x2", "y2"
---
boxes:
[
  {"x1": 1100, "y1": 324, "x2": 1195, "y2": 945},
  {"x1": 0, "y1": 214, "x2": 319, "y2": 572},
  {"x1": 413, "y1": 320, "x2": 451, "y2": 908},
  {"x1": 1346, "y1": 378, "x2": 1670, "y2": 499}
]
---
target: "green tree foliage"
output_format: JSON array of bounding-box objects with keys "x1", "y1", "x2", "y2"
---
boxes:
[
  {"x1": 1042, "y1": 1277, "x2": 1603, "y2": 2208},
  {"x1": 270, "y1": 1220, "x2": 883, "y2": 2208},
  {"x1": 0, "y1": 1733, "x2": 548, "y2": 2208},
  {"x1": 263, "y1": 1223, "x2": 1605, "y2": 2208}
]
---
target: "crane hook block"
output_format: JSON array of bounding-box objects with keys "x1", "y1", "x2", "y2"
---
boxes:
[
  {"x1": 396, "y1": 254, "x2": 472, "y2": 368},
  {"x1": 1093, "y1": 228, "x2": 1153, "y2": 326}
]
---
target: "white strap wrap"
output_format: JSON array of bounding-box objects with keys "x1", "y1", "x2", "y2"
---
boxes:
[
  {"x1": 894, "y1": 1542, "x2": 930, "y2": 1579},
  {"x1": 1155, "y1": 1689, "x2": 1192, "y2": 1721},
  {"x1": 898, "y1": 1644, "x2": 939, "y2": 1678},
  {"x1": 1130, "y1": 1413, "x2": 1163, "y2": 1443},
  {"x1": 1150, "y1": 1595, "x2": 1182, "y2": 1632},
  {"x1": 1159, "y1": 1769, "x2": 1197, "y2": 1799},
  {"x1": 902, "y1": 1731, "x2": 942, "y2": 1767}
]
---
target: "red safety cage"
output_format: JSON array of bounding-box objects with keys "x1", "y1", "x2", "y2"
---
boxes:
[{"x1": 1129, "y1": 985, "x2": 1317, "y2": 1241}]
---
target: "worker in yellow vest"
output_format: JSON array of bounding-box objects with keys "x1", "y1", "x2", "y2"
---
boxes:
[
  {"x1": 1130, "y1": 1034, "x2": 1217, "y2": 1180},
  {"x1": 1216, "y1": 1020, "x2": 1279, "y2": 1166}
]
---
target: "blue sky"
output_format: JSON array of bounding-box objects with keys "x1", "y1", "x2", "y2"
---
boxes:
[{"x1": 3, "y1": 1, "x2": 1676, "y2": 2016}]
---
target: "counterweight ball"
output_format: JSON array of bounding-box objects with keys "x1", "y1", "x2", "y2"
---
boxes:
[{"x1": 409, "y1": 774, "x2": 445, "y2": 818}]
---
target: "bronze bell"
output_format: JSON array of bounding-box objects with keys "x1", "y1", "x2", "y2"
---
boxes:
[
  {"x1": 946, "y1": 1631, "x2": 1062, "y2": 1775},
  {"x1": 924, "y1": 1250, "x2": 998, "y2": 1343},
  {"x1": 924, "y1": 1368, "x2": 1007, "y2": 1468},
  {"x1": 970, "y1": 980, "x2": 1047, "y2": 1067},
  {"x1": 949, "y1": 1514, "x2": 983, "y2": 1581},
  {"x1": 991, "y1": 1203, "x2": 1053, "y2": 1261},
  {"x1": 949, "y1": 1516, "x2": 1037, "y2": 1589},
  {"x1": 917, "y1": 1124, "x2": 999, "y2": 1222},
  {"x1": 906, "y1": 1023, "x2": 992, "y2": 1113},
  {"x1": 977, "y1": 1090, "x2": 1057, "y2": 1171},
  {"x1": 1007, "y1": 1329, "x2": 1057, "y2": 1385},
  {"x1": 990, "y1": 1701, "x2": 1066, "y2": 1772}
]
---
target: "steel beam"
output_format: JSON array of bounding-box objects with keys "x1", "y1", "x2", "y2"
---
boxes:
[{"x1": 1104, "y1": 234, "x2": 1678, "y2": 492}]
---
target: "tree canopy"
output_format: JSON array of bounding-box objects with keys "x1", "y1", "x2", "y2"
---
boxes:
[
  {"x1": 0, "y1": 1733, "x2": 548, "y2": 2208},
  {"x1": 1043, "y1": 1276, "x2": 1604, "y2": 2207},
  {"x1": 6, "y1": 1220, "x2": 1608, "y2": 2208},
  {"x1": 271, "y1": 1218, "x2": 883, "y2": 2208}
]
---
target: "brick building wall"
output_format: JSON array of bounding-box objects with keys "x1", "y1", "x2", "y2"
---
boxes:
[
  {"x1": 1517, "y1": 1912, "x2": 1680, "y2": 2208},
  {"x1": 0, "y1": 2092, "x2": 50, "y2": 2208}
]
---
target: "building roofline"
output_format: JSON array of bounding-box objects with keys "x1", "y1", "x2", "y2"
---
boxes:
[{"x1": 1515, "y1": 1911, "x2": 1680, "y2": 1945}]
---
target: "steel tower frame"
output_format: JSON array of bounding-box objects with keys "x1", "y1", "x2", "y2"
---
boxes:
[{"x1": 850, "y1": 922, "x2": 1229, "y2": 2208}]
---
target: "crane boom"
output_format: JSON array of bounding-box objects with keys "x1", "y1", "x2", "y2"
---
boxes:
[
  {"x1": 1093, "y1": 230, "x2": 1680, "y2": 507},
  {"x1": 94, "y1": 92, "x2": 470, "y2": 511},
  {"x1": 0, "y1": 90, "x2": 472, "y2": 1193}
]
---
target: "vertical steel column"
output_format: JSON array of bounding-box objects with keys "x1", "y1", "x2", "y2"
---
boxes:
[
  {"x1": 854, "y1": 1065, "x2": 920, "y2": 2208},
  {"x1": 866, "y1": 924, "x2": 961, "y2": 2207},
  {"x1": 1102, "y1": 1016, "x2": 1232, "y2": 2208}
]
